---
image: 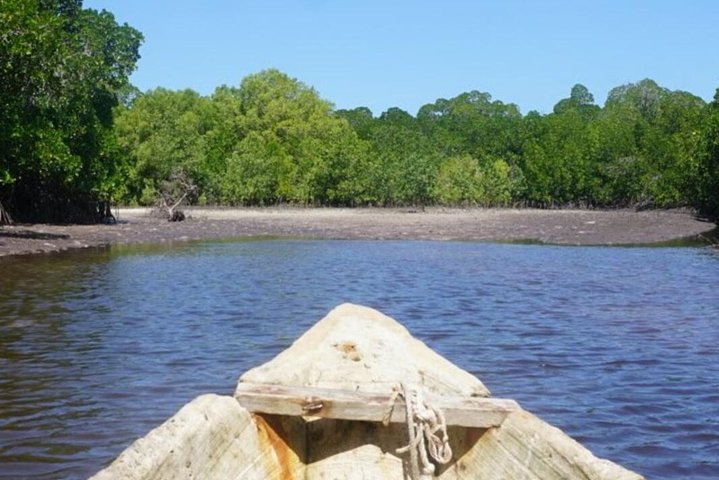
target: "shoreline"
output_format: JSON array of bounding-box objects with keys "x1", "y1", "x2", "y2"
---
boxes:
[{"x1": 1, "y1": 207, "x2": 716, "y2": 258}]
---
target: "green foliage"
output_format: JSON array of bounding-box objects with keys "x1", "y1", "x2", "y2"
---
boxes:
[
  {"x1": 114, "y1": 88, "x2": 213, "y2": 203},
  {"x1": 114, "y1": 69, "x2": 373, "y2": 207},
  {"x1": 483, "y1": 158, "x2": 514, "y2": 206},
  {"x1": 433, "y1": 156, "x2": 513, "y2": 206},
  {"x1": 599, "y1": 80, "x2": 707, "y2": 207},
  {"x1": 696, "y1": 89, "x2": 719, "y2": 217},
  {"x1": 417, "y1": 91, "x2": 523, "y2": 159},
  {"x1": 0, "y1": 0, "x2": 142, "y2": 222},
  {"x1": 335, "y1": 107, "x2": 374, "y2": 139},
  {"x1": 107, "y1": 68, "x2": 716, "y2": 214},
  {"x1": 362, "y1": 112, "x2": 432, "y2": 205},
  {"x1": 221, "y1": 131, "x2": 288, "y2": 205},
  {"x1": 138, "y1": 181, "x2": 158, "y2": 207},
  {"x1": 225, "y1": 70, "x2": 369, "y2": 205},
  {"x1": 434, "y1": 155, "x2": 484, "y2": 205},
  {"x1": 4, "y1": 3, "x2": 714, "y2": 217},
  {"x1": 553, "y1": 84, "x2": 599, "y2": 117},
  {"x1": 518, "y1": 108, "x2": 596, "y2": 206}
]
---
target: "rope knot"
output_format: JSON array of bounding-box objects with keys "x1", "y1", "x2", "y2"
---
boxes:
[{"x1": 386, "y1": 383, "x2": 453, "y2": 480}]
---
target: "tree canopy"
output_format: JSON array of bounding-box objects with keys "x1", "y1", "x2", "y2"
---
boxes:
[
  {"x1": 0, "y1": 0, "x2": 142, "y2": 223},
  {"x1": 2, "y1": 3, "x2": 717, "y2": 222},
  {"x1": 114, "y1": 74, "x2": 717, "y2": 215}
]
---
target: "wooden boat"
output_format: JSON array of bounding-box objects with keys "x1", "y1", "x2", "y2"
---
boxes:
[{"x1": 91, "y1": 304, "x2": 644, "y2": 479}]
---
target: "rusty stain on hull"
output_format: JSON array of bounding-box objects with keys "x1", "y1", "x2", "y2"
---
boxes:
[{"x1": 253, "y1": 414, "x2": 298, "y2": 479}]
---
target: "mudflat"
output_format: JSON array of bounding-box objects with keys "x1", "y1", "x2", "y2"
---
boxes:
[{"x1": 0, "y1": 207, "x2": 716, "y2": 258}]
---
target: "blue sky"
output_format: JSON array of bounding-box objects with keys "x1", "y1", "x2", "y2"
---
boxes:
[{"x1": 85, "y1": 0, "x2": 718, "y2": 116}]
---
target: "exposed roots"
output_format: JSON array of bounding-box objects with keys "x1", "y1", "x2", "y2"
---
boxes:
[{"x1": 0, "y1": 201, "x2": 12, "y2": 226}]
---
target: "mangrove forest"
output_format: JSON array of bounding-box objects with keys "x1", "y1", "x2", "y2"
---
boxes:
[{"x1": 2, "y1": 1, "x2": 719, "y2": 224}]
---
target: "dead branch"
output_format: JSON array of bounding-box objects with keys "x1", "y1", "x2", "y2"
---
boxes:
[{"x1": 155, "y1": 169, "x2": 197, "y2": 221}]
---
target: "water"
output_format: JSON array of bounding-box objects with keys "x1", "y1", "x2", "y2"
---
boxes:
[{"x1": 1, "y1": 240, "x2": 718, "y2": 479}]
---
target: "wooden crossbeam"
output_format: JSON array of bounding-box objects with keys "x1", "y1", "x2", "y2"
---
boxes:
[{"x1": 235, "y1": 383, "x2": 520, "y2": 429}]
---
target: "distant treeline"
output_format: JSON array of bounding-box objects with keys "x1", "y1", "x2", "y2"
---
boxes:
[
  {"x1": 115, "y1": 71, "x2": 719, "y2": 217},
  {"x1": 2, "y1": 2, "x2": 718, "y2": 223}
]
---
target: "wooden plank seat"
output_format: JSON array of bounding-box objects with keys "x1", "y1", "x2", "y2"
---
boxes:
[{"x1": 235, "y1": 382, "x2": 520, "y2": 429}]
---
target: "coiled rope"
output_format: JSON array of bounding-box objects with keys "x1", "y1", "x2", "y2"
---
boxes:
[{"x1": 383, "y1": 383, "x2": 452, "y2": 480}]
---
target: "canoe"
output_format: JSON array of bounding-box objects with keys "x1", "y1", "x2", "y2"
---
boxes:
[{"x1": 91, "y1": 304, "x2": 644, "y2": 480}]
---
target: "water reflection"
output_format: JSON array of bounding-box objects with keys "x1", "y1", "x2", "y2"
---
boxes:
[{"x1": 0, "y1": 241, "x2": 718, "y2": 479}]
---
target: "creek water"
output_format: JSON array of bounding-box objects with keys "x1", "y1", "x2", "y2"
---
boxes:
[{"x1": 1, "y1": 240, "x2": 718, "y2": 479}]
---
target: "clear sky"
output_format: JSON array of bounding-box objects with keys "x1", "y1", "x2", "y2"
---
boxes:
[{"x1": 84, "y1": 0, "x2": 718, "y2": 116}]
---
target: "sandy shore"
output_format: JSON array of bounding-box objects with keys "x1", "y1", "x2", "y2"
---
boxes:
[{"x1": 0, "y1": 207, "x2": 716, "y2": 258}]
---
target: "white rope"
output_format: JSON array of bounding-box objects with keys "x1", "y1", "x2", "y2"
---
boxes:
[{"x1": 385, "y1": 383, "x2": 453, "y2": 480}]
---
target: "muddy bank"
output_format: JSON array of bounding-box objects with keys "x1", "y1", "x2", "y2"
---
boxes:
[{"x1": 0, "y1": 207, "x2": 715, "y2": 258}]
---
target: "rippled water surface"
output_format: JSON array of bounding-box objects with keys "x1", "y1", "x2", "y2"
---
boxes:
[{"x1": 1, "y1": 240, "x2": 718, "y2": 479}]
